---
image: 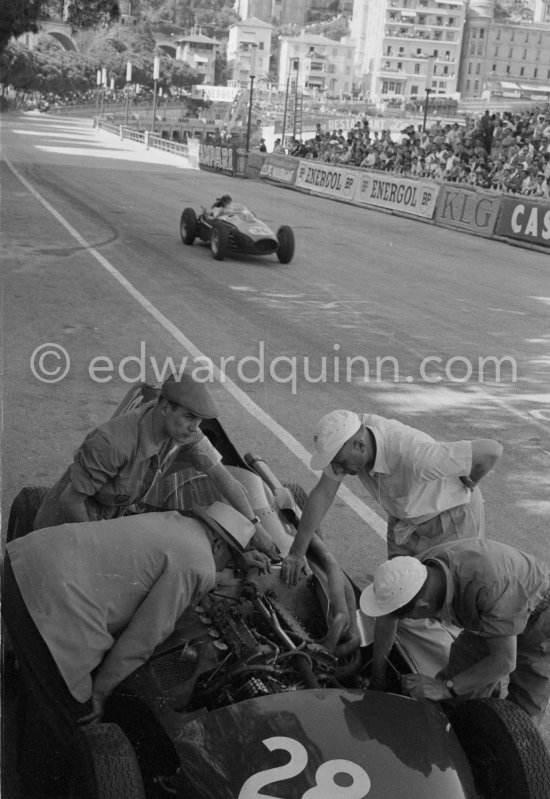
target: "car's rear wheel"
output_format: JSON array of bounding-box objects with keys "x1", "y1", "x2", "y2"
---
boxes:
[
  {"x1": 443, "y1": 697, "x2": 550, "y2": 799},
  {"x1": 7, "y1": 485, "x2": 49, "y2": 541},
  {"x1": 70, "y1": 723, "x2": 146, "y2": 799},
  {"x1": 211, "y1": 222, "x2": 229, "y2": 261},
  {"x1": 180, "y1": 207, "x2": 197, "y2": 245},
  {"x1": 276, "y1": 225, "x2": 295, "y2": 264}
]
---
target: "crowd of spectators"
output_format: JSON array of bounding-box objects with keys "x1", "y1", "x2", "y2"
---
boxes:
[{"x1": 276, "y1": 107, "x2": 550, "y2": 198}]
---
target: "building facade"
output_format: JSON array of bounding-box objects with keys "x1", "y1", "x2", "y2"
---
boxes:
[
  {"x1": 457, "y1": 0, "x2": 550, "y2": 98},
  {"x1": 233, "y1": 0, "x2": 310, "y2": 25},
  {"x1": 227, "y1": 17, "x2": 273, "y2": 86},
  {"x1": 278, "y1": 33, "x2": 356, "y2": 96},
  {"x1": 351, "y1": 0, "x2": 467, "y2": 102},
  {"x1": 174, "y1": 34, "x2": 221, "y2": 85}
]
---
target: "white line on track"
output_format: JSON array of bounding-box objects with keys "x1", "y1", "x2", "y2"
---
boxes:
[{"x1": 5, "y1": 155, "x2": 388, "y2": 538}]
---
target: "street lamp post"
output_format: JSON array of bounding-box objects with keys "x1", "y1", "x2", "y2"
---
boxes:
[
  {"x1": 245, "y1": 44, "x2": 258, "y2": 154},
  {"x1": 281, "y1": 70, "x2": 291, "y2": 148},
  {"x1": 422, "y1": 55, "x2": 436, "y2": 132},
  {"x1": 151, "y1": 56, "x2": 160, "y2": 132},
  {"x1": 100, "y1": 67, "x2": 107, "y2": 117},
  {"x1": 125, "y1": 61, "x2": 132, "y2": 127},
  {"x1": 95, "y1": 69, "x2": 102, "y2": 120},
  {"x1": 292, "y1": 58, "x2": 300, "y2": 140}
]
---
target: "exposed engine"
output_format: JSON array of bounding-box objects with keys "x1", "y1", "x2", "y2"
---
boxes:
[{"x1": 129, "y1": 568, "x2": 363, "y2": 720}]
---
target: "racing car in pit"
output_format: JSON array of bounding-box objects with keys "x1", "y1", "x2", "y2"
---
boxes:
[
  {"x1": 179, "y1": 203, "x2": 295, "y2": 264},
  {"x1": 7, "y1": 382, "x2": 550, "y2": 799}
]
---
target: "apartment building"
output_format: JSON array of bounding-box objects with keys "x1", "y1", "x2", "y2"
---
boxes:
[
  {"x1": 458, "y1": 0, "x2": 550, "y2": 98},
  {"x1": 233, "y1": 0, "x2": 310, "y2": 25},
  {"x1": 351, "y1": 0, "x2": 467, "y2": 102},
  {"x1": 278, "y1": 32, "x2": 356, "y2": 96},
  {"x1": 227, "y1": 17, "x2": 273, "y2": 86},
  {"x1": 174, "y1": 34, "x2": 221, "y2": 85}
]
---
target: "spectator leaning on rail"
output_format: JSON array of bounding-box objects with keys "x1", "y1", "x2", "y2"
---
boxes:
[
  {"x1": 33, "y1": 370, "x2": 279, "y2": 559},
  {"x1": 2, "y1": 504, "x2": 268, "y2": 796},
  {"x1": 359, "y1": 539, "x2": 550, "y2": 725}
]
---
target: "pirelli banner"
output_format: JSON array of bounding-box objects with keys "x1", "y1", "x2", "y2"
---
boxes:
[
  {"x1": 435, "y1": 187, "x2": 501, "y2": 238},
  {"x1": 495, "y1": 196, "x2": 550, "y2": 249},
  {"x1": 295, "y1": 161, "x2": 358, "y2": 201},
  {"x1": 354, "y1": 173, "x2": 439, "y2": 219},
  {"x1": 260, "y1": 154, "x2": 299, "y2": 185},
  {"x1": 199, "y1": 143, "x2": 236, "y2": 174}
]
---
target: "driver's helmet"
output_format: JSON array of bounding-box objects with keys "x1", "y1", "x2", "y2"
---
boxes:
[{"x1": 214, "y1": 194, "x2": 232, "y2": 208}]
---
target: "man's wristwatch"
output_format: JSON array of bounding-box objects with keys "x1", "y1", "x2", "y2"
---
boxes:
[
  {"x1": 445, "y1": 679, "x2": 458, "y2": 698},
  {"x1": 249, "y1": 516, "x2": 260, "y2": 525}
]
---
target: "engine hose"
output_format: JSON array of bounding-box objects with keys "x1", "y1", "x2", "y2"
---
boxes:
[{"x1": 294, "y1": 654, "x2": 320, "y2": 689}]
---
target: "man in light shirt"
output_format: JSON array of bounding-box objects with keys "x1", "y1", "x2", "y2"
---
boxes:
[
  {"x1": 282, "y1": 409, "x2": 503, "y2": 585},
  {"x1": 280, "y1": 410, "x2": 503, "y2": 682},
  {"x1": 3, "y1": 505, "x2": 267, "y2": 796}
]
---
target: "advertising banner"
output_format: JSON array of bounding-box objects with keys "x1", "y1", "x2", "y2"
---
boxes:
[
  {"x1": 354, "y1": 173, "x2": 439, "y2": 219},
  {"x1": 435, "y1": 187, "x2": 501, "y2": 237},
  {"x1": 295, "y1": 161, "x2": 358, "y2": 200},
  {"x1": 193, "y1": 85, "x2": 240, "y2": 102},
  {"x1": 260, "y1": 155, "x2": 299, "y2": 185},
  {"x1": 199, "y1": 143, "x2": 236, "y2": 174},
  {"x1": 495, "y1": 197, "x2": 550, "y2": 249}
]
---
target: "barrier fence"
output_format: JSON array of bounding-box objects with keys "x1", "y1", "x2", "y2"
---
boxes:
[{"x1": 100, "y1": 121, "x2": 550, "y2": 252}]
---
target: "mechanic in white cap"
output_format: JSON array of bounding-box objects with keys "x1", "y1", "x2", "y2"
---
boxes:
[
  {"x1": 359, "y1": 539, "x2": 550, "y2": 726},
  {"x1": 281, "y1": 408, "x2": 502, "y2": 585},
  {"x1": 33, "y1": 371, "x2": 279, "y2": 558},
  {"x1": 280, "y1": 409, "x2": 502, "y2": 666}
]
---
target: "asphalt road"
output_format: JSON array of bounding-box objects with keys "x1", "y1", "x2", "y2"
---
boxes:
[{"x1": 2, "y1": 112, "x2": 549, "y2": 789}]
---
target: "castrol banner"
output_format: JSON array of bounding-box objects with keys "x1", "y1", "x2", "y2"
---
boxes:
[
  {"x1": 354, "y1": 173, "x2": 439, "y2": 219},
  {"x1": 295, "y1": 161, "x2": 358, "y2": 200},
  {"x1": 495, "y1": 196, "x2": 550, "y2": 249}
]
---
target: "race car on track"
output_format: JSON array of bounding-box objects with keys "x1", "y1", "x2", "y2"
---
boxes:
[
  {"x1": 7, "y1": 383, "x2": 550, "y2": 799},
  {"x1": 179, "y1": 202, "x2": 295, "y2": 264}
]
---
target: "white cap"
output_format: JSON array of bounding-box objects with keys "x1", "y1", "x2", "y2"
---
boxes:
[
  {"x1": 359, "y1": 557, "x2": 428, "y2": 617},
  {"x1": 310, "y1": 410, "x2": 361, "y2": 471}
]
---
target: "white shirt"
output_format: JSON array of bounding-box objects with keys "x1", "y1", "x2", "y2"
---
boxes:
[
  {"x1": 8, "y1": 511, "x2": 216, "y2": 701},
  {"x1": 323, "y1": 413, "x2": 472, "y2": 523}
]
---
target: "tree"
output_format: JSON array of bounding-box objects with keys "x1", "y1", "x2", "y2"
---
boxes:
[{"x1": 0, "y1": 0, "x2": 120, "y2": 54}]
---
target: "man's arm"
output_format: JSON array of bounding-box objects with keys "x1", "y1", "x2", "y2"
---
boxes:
[
  {"x1": 80, "y1": 567, "x2": 212, "y2": 723},
  {"x1": 402, "y1": 635, "x2": 516, "y2": 701},
  {"x1": 370, "y1": 615, "x2": 399, "y2": 690},
  {"x1": 58, "y1": 482, "x2": 93, "y2": 523},
  {"x1": 460, "y1": 439, "x2": 503, "y2": 490},
  {"x1": 281, "y1": 473, "x2": 340, "y2": 587}
]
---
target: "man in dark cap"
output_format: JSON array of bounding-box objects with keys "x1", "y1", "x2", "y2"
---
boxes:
[{"x1": 33, "y1": 373, "x2": 279, "y2": 557}]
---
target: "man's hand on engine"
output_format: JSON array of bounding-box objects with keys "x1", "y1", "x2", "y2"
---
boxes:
[
  {"x1": 237, "y1": 549, "x2": 272, "y2": 574},
  {"x1": 251, "y1": 524, "x2": 281, "y2": 561}
]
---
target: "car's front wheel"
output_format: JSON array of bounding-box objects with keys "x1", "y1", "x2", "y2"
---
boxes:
[
  {"x1": 180, "y1": 208, "x2": 197, "y2": 245},
  {"x1": 7, "y1": 485, "x2": 49, "y2": 541},
  {"x1": 276, "y1": 225, "x2": 295, "y2": 264},
  {"x1": 211, "y1": 222, "x2": 229, "y2": 261},
  {"x1": 70, "y1": 723, "x2": 146, "y2": 799},
  {"x1": 443, "y1": 697, "x2": 550, "y2": 799}
]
